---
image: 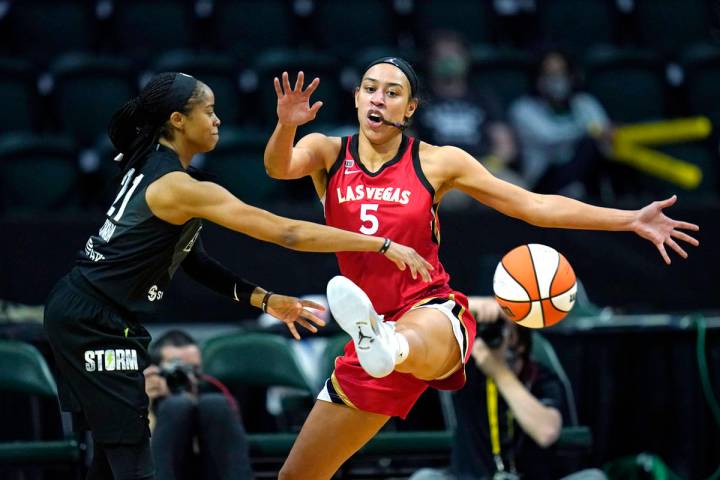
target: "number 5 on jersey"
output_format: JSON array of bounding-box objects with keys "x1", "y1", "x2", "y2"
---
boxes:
[{"x1": 360, "y1": 204, "x2": 379, "y2": 235}]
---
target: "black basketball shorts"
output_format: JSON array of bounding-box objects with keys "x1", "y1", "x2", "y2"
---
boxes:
[{"x1": 44, "y1": 269, "x2": 152, "y2": 444}]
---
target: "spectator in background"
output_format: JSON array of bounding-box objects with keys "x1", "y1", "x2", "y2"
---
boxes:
[
  {"x1": 416, "y1": 31, "x2": 522, "y2": 204},
  {"x1": 412, "y1": 298, "x2": 605, "y2": 480},
  {"x1": 144, "y1": 330, "x2": 254, "y2": 480},
  {"x1": 510, "y1": 50, "x2": 613, "y2": 199}
]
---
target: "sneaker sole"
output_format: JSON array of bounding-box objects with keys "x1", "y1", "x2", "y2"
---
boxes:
[{"x1": 326, "y1": 276, "x2": 394, "y2": 377}]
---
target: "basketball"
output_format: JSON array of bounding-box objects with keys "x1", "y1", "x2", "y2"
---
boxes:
[{"x1": 493, "y1": 244, "x2": 577, "y2": 328}]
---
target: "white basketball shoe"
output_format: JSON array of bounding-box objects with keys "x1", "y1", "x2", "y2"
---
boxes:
[{"x1": 326, "y1": 276, "x2": 408, "y2": 378}]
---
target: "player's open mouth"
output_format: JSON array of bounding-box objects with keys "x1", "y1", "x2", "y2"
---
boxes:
[{"x1": 367, "y1": 111, "x2": 384, "y2": 129}]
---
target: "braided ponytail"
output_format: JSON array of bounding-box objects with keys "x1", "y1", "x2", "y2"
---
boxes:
[{"x1": 107, "y1": 72, "x2": 200, "y2": 173}]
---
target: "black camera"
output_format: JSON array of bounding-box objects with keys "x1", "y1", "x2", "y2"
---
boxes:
[
  {"x1": 477, "y1": 316, "x2": 506, "y2": 349},
  {"x1": 159, "y1": 359, "x2": 197, "y2": 394}
]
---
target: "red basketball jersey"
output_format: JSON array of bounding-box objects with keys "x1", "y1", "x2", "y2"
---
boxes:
[{"x1": 324, "y1": 135, "x2": 452, "y2": 316}]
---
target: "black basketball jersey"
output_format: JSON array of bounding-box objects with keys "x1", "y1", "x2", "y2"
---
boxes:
[{"x1": 75, "y1": 145, "x2": 202, "y2": 314}]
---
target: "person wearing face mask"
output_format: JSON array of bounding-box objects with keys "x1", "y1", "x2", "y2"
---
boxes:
[
  {"x1": 416, "y1": 31, "x2": 522, "y2": 203},
  {"x1": 510, "y1": 50, "x2": 613, "y2": 199}
]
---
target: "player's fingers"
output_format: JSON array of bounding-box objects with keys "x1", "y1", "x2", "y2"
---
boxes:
[
  {"x1": 408, "y1": 261, "x2": 418, "y2": 280},
  {"x1": 273, "y1": 77, "x2": 283, "y2": 98},
  {"x1": 666, "y1": 238, "x2": 688, "y2": 259},
  {"x1": 295, "y1": 71, "x2": 304, "y2": 91},
  {"x1": 414, "y1": 260, "x2": 430, "y2": 282},
  {"x1": 309, "y1": 101, "x2": 324, "y2": 115},
  {"x1": 300, "y1": 299, "x2": 326, "y2": 311},
  {"x1": 286, "y1": 322, "x2": 301, "y2": 341},
  {"x1": 671, "y1": 229, "x2": 699, "y2": 247},
  {"x1": 300, "y1": 309, "x2": 325, "y2": 326},
  {"x1": 282, "y1": 71, "x2": 292, "y2": 94},
  {"x1": 297, "y1": 318, "x2": 318, "y2": 333},
  {"x1": 674, "y1": 221, "x2": 699, "y2": 231},
  {"x1": 656, "y1": 242, "x2": 671, "y2": 265},
  {"x1": 305, "y1": 77, "x2": 321, "y2": 96},
  {"x1": 659, "y1": 194, "x2": 677, "y2": 208}
]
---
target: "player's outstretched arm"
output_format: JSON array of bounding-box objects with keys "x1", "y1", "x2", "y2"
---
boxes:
[
  {"x1": 147, "y1": 172, "x2": 434, "y2": 281},
  {"x1": 264, "y1": 71, "x2": 336, "y2": 179},
  {"x1": 441, "y1": 145, "x2": 699, "y2": 264}
]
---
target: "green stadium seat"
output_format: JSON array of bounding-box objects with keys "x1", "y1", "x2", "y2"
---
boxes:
[
  {"x1": 312, "y1": 0, "x2": 396, "y2": 53},
  {"x1": 536, "y1": 0, "x2": 618, "y2": 56},
  {"x1": 469, "y1": 45, "x2": 533, "y2": 110},
  {"x1": 202, "y1": 332, "x2": 314, "y2": 435},
  {"x1": 212, "y1": 0, "x2": 294, "y2": 56},
  {"x1": 634, "y1": 0, "x2": 712, "y2": 57},
  {"x1": 151, "y1": 50, "x2": 244, "y2": 124},
  {"x1": 0, "y1": 133, "x2": 79, "y2": 214},
  {"x1": 531, "y1": 333, "x2": 593, "y2": 450},
  {"x1": 202, "y1": 332, "x2": 314, "y2": 393},
  {"x1": 109, "y1": 0, "x2": 198, "y2": 61},
  {"x1": 202, "y1": 126, "x2": 280, "y2": 204},
  {"x1": 49, "y1": 53, "x2": 136, "y2": 146},
  {"x1": 4, "y1": 0, "x2": 97, "y2": 64},
  {"x1": 583, "y1": 47, "x2": 666, "y2": 123},
  {"x1": 0, "y1": 340, "x2": 81, "y2": 468},
  {"x1": 250, "y1": 48, "x2": 342, "y2": 125},
  {"x1": 0, "y1": 58, "x2": 40, "y2": 133},
  {"x1": 413, "y1": 0, "x2": 494, "y2": 44}
]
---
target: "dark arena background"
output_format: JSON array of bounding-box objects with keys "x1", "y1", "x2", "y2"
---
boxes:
[{"x1": 1, "y1": 1, "x2": 719, "y2": 479}]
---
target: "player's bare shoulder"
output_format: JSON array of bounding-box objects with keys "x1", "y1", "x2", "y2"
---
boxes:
[
  {"x1": 297, "y1": 132, "x2": 343, "y2": 171},
  {"x1": 416, "y1": 140, "x2": 468, "y2": 189}
]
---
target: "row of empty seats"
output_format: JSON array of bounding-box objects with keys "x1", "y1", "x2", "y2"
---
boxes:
[
  {"x1": 0, "y1": 330, "x2": 590, "y2": 477},
  {"x1": 0, "y1": 126, "x2": 320, "y2": 215},
  {"x1": 1, "y1": 0, "x2": 715, "y2": 64},
  {"x1": 3, "y1": 43, "x2": 720, "y2": 146}
]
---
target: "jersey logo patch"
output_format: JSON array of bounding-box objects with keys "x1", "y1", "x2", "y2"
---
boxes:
[{"x1": 344, "y1": 159, "x2": 361, "y2": 174}]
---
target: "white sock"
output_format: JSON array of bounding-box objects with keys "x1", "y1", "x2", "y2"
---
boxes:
[{"x1": 395, "y1": 332, "x2": 409, "y2": 365}]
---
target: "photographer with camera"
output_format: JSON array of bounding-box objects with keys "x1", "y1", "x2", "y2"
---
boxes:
[
  {"x1": 443, "y1": 297, "x2": 605, "y2": 480},
  {"x1": 144, "y1": 330, "x2": 253, "y2": 480}
]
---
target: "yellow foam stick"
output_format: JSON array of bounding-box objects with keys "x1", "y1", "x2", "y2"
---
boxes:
[
  {"x1": 614, "y1": 117, "x2": 711, "y2": 145},
  {"x1": 614, "y1": 142, "x2": 702, "y2": 189}
]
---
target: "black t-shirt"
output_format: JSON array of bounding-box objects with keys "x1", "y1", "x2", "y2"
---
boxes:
[
  {"x1": 415, "y1": 92, "x2": 503, "y2": 157},
  {"x1": 451, "y1": 360, "x2": 566, "y2": 480},
  {"x1": 75, "y1": 145, "x2": 203, "y2": 314}
]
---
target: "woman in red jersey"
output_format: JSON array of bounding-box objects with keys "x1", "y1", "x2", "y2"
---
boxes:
[{"x1": 264, "y1": 58, "x2": 700, "y2": 479}]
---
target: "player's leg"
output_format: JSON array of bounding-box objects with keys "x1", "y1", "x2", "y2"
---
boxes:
[
  {"x1": 394, "y1": 307, "x2": 462, "y2": 380},
  {"x1": 327, "y1": 276, "x2": 466, "y2": 380},
  {"x1": 279, "y1": 401, "x2": 390, "y2": 480}
]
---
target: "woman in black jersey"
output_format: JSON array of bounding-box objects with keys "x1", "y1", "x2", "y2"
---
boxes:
[{"x1": 43, "y1": 72, "x2": 433, "y2": 480}]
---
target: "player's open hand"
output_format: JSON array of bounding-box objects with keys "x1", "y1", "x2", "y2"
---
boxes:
[
  {"x1": 274, "y1": 71, "x2": 323, "y2": 126},
  {"x1": 266, "y1": 293, "x2": 326, "y2": 340},
  {"x1": 382, "y1": 241, "x2": 434, "y2": 282},
  {"x1": 632, "y1": 195, "x2": 700, "y2": 264}
]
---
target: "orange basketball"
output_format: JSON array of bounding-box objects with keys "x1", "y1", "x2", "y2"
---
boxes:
[{"x1": 493, "y1": 244, "x2": 577, "y2": 328}]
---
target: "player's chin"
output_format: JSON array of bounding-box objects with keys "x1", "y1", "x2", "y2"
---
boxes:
[{"x1": 203, "y1": 134, "x2": 220, "y2": 152}]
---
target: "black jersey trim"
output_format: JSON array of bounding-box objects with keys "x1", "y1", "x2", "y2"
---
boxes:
[
  {"x1": 326, "y1": 136, "x2": 349, "y2": 184},
  {"x1": 411, "y1": 139, "x2": 435, "y2": 199},
  {"x1": 349, "y1": 134, "x2": 409, "y2": 177}
]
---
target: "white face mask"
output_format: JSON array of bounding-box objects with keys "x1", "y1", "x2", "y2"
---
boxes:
[{"x1": 539, "y1": 74, "x2": 571, "y2": 102}]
